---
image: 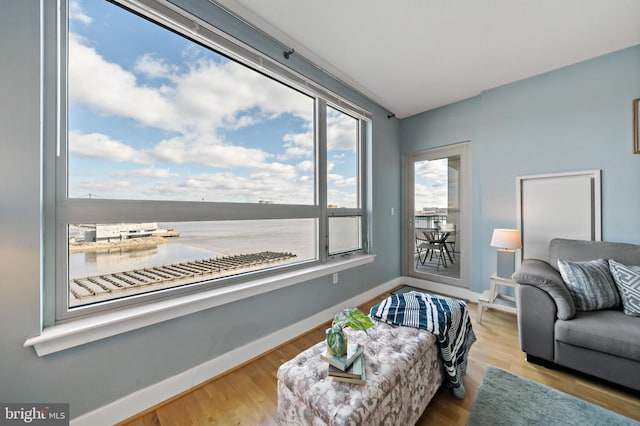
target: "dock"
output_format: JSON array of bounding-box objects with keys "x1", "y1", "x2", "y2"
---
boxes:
[{"x1": 69, "y1": 251, "x2": 297, "y2": 307}]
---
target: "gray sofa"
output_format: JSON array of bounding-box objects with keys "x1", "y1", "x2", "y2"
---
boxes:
[{"x1": 513, "y1": 238, "x2": 640, "y2": 391}]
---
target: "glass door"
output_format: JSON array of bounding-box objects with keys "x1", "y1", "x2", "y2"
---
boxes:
[{"x1": 406, "y1": 143, "x2": 469, "y2": 286}]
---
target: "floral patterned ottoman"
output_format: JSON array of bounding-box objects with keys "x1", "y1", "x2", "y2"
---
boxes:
[{"x1": 276, "y1": 321, "x2": 443, "y2": 425}]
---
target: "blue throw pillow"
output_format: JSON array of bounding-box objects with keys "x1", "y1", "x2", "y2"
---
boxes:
[
  {"x1": 608, "y1": 260, "x2": 640, "y2": 317},
  {"x1": 557, "y1": 258, "x2": 621, "y2": 311}
]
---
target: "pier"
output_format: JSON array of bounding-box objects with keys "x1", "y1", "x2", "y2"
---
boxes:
[{"x1": 69, "y1": 251, "x2": 297, "y2": 307}]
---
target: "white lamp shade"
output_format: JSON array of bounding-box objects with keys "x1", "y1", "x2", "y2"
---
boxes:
[{"x1": 490, "y1": 229, "x2": 522, "y2": 249}]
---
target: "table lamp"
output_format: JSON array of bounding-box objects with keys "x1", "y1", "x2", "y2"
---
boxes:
[{"x1": 491, "y1": 229, "x2": 522, "y2": 278}]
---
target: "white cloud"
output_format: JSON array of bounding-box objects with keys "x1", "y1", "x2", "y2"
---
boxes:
[
  {"x1": 70, "y1": 179, "x2": 133, "y2": 199},
  {"x1": 414, "y1": 158, "x2": 449, "y2": 209},
  {"x1": 328, "y1": 173, "x2": 356, "y2": 188},
  {"x1": 279, "y1": 130, "x2": 314, "y2": 160},
  {"x1": 69, "y1": 1, "x2": 92, "y2": 25},
  {"x1": 327, "y1": 188, "x2": 357, "y2": 208},
  {"x1": 70, "y1": 130, "x2": 315, "y2": 202},
  {"x1": 249, "y1": 163, "x2": 298, "y2": 184},
  {"x1": 222, "y1": 114, "x2": 259, "y2": 131},
  {"x1": 415, "y1": 159, "x2": 447, "y2": 180},
  {"x1": 148, "y1": 171, "x2": 314, "y2": 204},
  {"x1": 134, "y1": 54, "x2": 177, "y2": 80},
  {"x1": 69, "y1": 130, "x2": 150, "y2": 164},
  {"x1": 69, "y1": 35, "x2": 175, "y2": 132},
  {"x1": 152, "y1": 136, "x2": 271, "y2": 169},
  {"x1": 296, "y1": 160, "x2": 314, "y2": 172},
  {"x1": 111, "y1": 168, "x2": 177, "y2": 179},
  {"x1": 68, "y1": 14, "x2": 357, "y2": 202},
  {"x1": 327, "y1": 108, "x2": 357, "y2": 152},
  {"x1": 414, "y1": 182, "x2": 447, "y2": 209},
  {"x1": 69, "y1": 34, "x2": 314, "y2": 173}
]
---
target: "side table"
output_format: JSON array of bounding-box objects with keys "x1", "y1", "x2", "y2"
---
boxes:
[{"x1": 477, "y1": 273, "x2": 517, "y2": 323}]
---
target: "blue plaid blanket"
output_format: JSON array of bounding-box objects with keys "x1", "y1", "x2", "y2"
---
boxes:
[{"x1": 369, "y1": 291, "x2": 476, "y2": 398}]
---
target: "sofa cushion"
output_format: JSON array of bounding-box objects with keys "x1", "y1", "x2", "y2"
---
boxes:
[
  {"x1": 609, "y1": 260, "x2": 640, "y2": 317},
  {"x1": 512, "y1": 259, "x2": 575, "y2": 320},
  {"x1": 555, "y1": 310, "x2": 640, "y2": 361},
  {"x1": 557, "y1": 259, "x2": 621, "y2": 311},
  {"x1": 549, "y1": 239, "x2": 640, "y2": 272}
]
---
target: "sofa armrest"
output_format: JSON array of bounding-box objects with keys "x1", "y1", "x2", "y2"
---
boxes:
[
  {"x1": 516, "y1": 284, "x2": 556, "y2": 362},
  {"x1": 512, "y1": 259, "x2": 576, "y2": 320}
]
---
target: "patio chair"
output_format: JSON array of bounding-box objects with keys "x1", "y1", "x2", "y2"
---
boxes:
[{"x1": 418, "y1": 231, "x2": 451, "y2": 271}]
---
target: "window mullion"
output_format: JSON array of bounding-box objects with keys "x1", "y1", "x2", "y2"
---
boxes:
[
  {"x1": 327, "y1": 208, "x2": 361, "y2": 217},
  {"x1": 359, "y1": 119, "x2": 368, "y2": 252},
  {"x1": 58, "y1": 199, "x2": 320, "y2": 224},
  {"x1": 44, "y1": 0, "x2": 65, "y2": 326},
  {"x1": 317, "y1": 99, "x2": 328, "y2": 262}
]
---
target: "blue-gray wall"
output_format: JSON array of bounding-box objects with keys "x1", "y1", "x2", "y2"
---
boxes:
[
  {"x1": 0, "y1": 0, "x2": 401, "y2": 418},
  {"x1": 401, "y1": 44, "x2": 640, "y2": 294},
  {"x1": 2, "y1": 0, "x2": 639, "y2": 419}
]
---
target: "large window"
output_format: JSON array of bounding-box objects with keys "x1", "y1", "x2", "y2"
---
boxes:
[{"x1": 50, "y1": 0, "x2": 369, "y2": 320}]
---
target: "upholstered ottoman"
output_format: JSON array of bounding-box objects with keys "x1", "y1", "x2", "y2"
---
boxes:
[{"x1": 276, "y1": 321, "x2": 443, "y2": 425}]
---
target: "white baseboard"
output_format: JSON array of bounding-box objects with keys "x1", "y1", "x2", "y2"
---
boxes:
[{"x1": 71, "y1": 277, "x2": 403, "y2": 426}]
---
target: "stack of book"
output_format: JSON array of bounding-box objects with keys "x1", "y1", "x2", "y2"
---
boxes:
[{"x1": 320, "y1": 342, "x2": 366, "y2": 385}]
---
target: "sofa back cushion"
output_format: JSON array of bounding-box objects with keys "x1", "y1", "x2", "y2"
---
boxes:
[{"x1": 549, "y1": 239, "x2": 640, "y2": 271}]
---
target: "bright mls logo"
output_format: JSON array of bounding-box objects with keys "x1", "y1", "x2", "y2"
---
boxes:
[{"x1": 1, "y1": 404, "x2": 69, "y2": 425}]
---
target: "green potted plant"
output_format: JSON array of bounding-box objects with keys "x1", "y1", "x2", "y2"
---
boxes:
[{"x1": 326, "y1": 308, "x2": 374, "y2": 356}]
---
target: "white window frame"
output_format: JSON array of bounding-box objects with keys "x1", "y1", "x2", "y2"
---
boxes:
[
  {"x1": 30, "y1": 0, "x2": 372, "y2": 354},
  {"x1": 326, "y1": 110, "x2": 367, "y2": 256}
]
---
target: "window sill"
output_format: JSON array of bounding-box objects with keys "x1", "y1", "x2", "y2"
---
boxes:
[{"x1": 25, "y1": 255, "x2": 375, "y2": 356}]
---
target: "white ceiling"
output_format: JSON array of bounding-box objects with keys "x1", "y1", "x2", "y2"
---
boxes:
[{"x1": 215, "y1": 0, "x2": 640, "y2": 118}]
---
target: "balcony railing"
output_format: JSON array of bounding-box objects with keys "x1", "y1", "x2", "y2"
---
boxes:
[{"x1": 414, "y1": 214, "x2": 448, "y2": 229}]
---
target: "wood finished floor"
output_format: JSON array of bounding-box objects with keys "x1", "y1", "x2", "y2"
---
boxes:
[{"x1": 120, "y1": 288, "x2": 640, "y2": 425}]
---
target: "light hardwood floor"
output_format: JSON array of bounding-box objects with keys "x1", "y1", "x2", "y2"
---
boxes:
[{"x1": 120, "y1": 288, "x2": 640, "y2": 425}]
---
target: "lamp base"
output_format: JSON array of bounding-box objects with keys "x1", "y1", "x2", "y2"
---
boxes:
[{"x1": 496, "y1": 249, "x2": 515, "y2": 278}]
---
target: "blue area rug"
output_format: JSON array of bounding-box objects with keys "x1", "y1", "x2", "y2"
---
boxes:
[{"x1": 467, "y1": 366, "x2": 639, "y2": 426}]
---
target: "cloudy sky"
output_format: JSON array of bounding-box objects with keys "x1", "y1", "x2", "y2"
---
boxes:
[
  {"x1": 414, "y1": 158, "x2": 451, "y2": 211},
  {"x1": 68, "y1": 0, "x2": 358, "y2": 207}
]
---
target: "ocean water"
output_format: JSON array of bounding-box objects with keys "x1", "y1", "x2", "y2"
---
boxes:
[{"x1": 69, "y1": 219, "x2": 318, "y2": 278}]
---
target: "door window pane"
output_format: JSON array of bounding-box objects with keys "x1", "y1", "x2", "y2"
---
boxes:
[{"x1": 414, "y1": 156, "x2": 460, "y2": 279}]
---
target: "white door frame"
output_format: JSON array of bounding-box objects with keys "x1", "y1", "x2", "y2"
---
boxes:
[{"x1": 404, "y1": 141, "x2": 471, "y2": 288}]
